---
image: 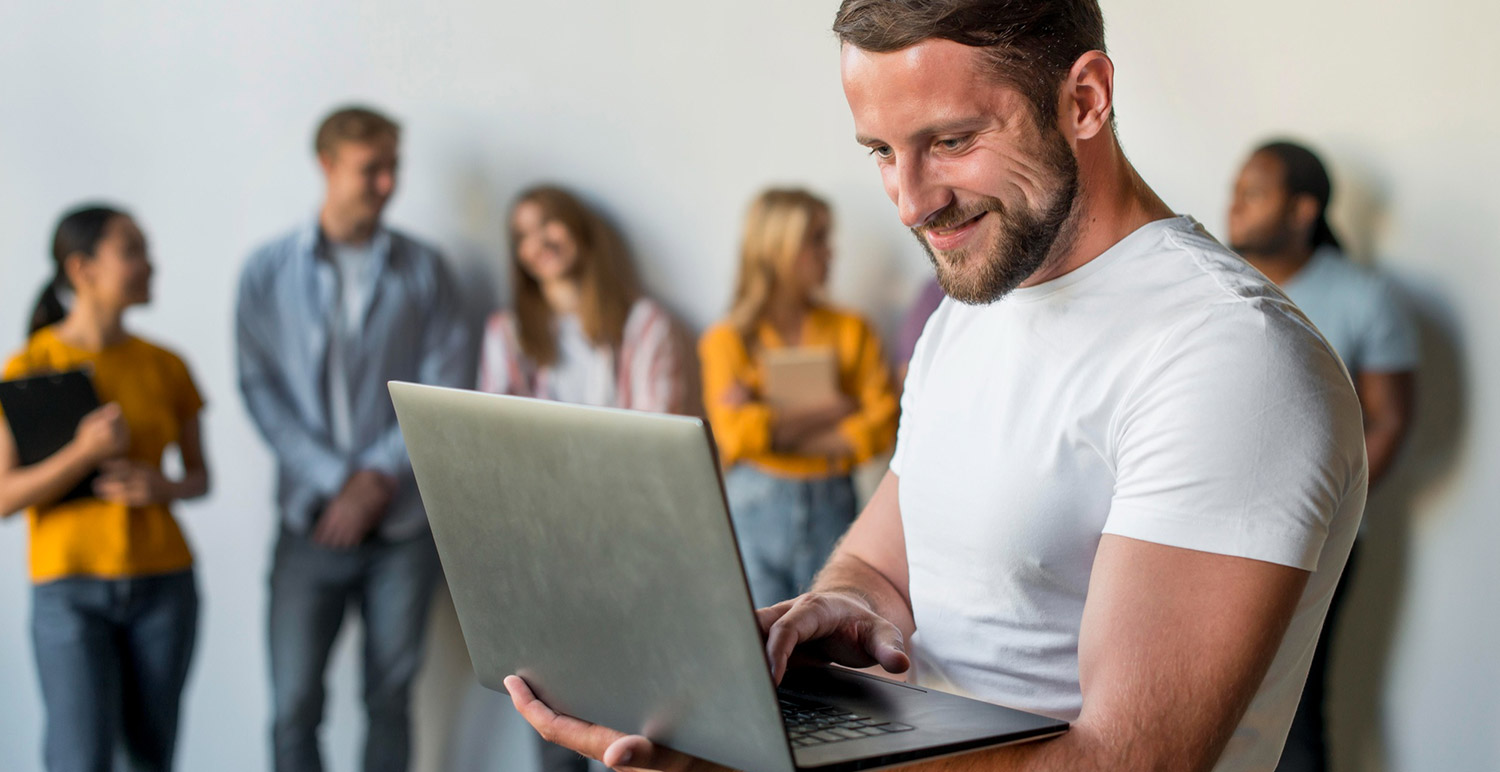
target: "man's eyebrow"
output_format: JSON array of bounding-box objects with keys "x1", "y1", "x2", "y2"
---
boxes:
[{"x1": 855, "y1": 117, "x2": 992, "y2": 147}]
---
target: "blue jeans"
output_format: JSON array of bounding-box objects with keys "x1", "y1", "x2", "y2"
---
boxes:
[
  {"x1": 268, "y1": 529, "x2": 441, "y2": 772},
  {"x1": 724, "y1": 465, "x2": 857, "y2": 608},
  {"x1": 31, "y1": 570, "x2": 199, "y2": 772}
]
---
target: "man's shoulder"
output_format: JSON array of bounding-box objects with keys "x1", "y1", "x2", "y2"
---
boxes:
[
  {"x1": 245, "y1": 225, "x2": 308, "y2": 265},
  {"x1": 239, "y1": 226, "x2": 311, "y2": 291},
  {"x1": 384, "y1": 226, "x2": 447, "y2": 266},
  {"x1": 1124, "y1": 219, "x2": 1309, "y2": 334},
  {"x1": 1307, "y1": 249, "x2": 1399, "y2": 302}
]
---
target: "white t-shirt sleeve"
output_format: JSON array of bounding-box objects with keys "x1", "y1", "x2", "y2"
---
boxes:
[{"x1": 1102, "y1": 299, "x2": 1366, "y2": 571}]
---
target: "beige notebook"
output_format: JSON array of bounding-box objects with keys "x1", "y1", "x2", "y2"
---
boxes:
[{"x1": 761, "y1": 346, "x2": 839, "y2": 412}]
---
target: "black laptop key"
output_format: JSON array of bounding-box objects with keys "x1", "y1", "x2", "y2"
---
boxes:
[{"x1": 779, "y1": 693, "x2": 915, "y2": 746}]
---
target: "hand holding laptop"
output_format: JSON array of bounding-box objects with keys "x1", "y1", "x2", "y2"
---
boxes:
[
  {"x1": 505, "y1": 587, "x2": 913, "y2": 772},
  {"x1": 391, "y1": 383, "x2": 1065, "y2": 772}
]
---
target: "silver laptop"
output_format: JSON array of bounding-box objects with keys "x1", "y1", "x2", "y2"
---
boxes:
[{"x1": 389, "y1": 382, "x2": 1066, "y2": 772}]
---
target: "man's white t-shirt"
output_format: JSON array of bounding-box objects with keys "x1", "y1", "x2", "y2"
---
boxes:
[
  {"x1": 891, "y1": 216, "x2": 1366, "y2": 772},
  {"x1": 326, "y1": 240, "x2": 380, "y2": 452}
]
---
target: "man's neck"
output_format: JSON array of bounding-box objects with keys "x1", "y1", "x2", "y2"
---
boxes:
[
  {"x1": 319, "y1": 205, "x2": 378, "y2": 247},
  {"x1": 1021, "y1": 140, "x2": 1175, "y2": 289},
  {"x1": 1241, "y1": 245, "x2": 1316, "y2": 287}
]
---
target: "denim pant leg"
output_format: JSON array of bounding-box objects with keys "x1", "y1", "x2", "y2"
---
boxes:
[
  {"x1": 32, "y1": 579, "x2": 119, "y2": 772},
  {"x1": 270, "y1": 531, "x2": 363, "y2": 772},
  {"x1": 724, "y1": 465, "x2": 799, "y2": 608},
  {"x1": 789, "y1": 475, "x2": 856, "y2": 597},
  {"x1": 117, "y1": 571, "x2": 199, "y2": 772},
  {"x1": 358, "y1": 532, "x2": 441, "y2": 772}
]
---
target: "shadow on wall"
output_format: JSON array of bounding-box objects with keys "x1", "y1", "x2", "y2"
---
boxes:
[
  {"x1": 590, "y1": 193, "x2": 706, "y2": 419},
  {"x1": 1328, "y1": 273, "x2": 1469, "y2": 772},
  {"x1": 449, "y1": 163, "x2": 508, "y2": 360}
]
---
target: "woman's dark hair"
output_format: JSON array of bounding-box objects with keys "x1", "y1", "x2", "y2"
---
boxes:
[
  {"x1": 29, "y1": 204, "x2": 129, "y2": 335},
  {"x1": 1255, "y1": 140, "x2": 1341, "y2": 252}
]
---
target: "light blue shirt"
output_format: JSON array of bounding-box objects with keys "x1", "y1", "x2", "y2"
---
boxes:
[
  {"x1": 236, "y1": 217, "x2": 473, "y2": 539},
  {"x1": 1282, "y1": 247, "x2": 1419, "y2": 375}
]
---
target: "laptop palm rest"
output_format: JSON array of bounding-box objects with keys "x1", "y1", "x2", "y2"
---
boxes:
[{"x1": 780, "y1": 666, "x2": 1067, "y2": 771}]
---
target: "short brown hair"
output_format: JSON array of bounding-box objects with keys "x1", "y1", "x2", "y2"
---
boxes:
[
  {"x1": 833, "y1": 0, "x2": 1105, "y2": 125},
  {"x1": 314, "y1": 105, "x2": 400, "y2": 157}
]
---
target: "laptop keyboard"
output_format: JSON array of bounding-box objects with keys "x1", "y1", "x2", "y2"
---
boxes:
[{"x1": 778, "y1": 694, "x2": 916, "y2": 747}]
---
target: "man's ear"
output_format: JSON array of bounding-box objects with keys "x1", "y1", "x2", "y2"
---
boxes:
[
  {"x1": 1291, "y1": 193, "x2": 1322, "y2": 234},
  {"x1": 1064, "y1": 51, "x2": 1114, "y2": 142},
  {"x1": 317, "y1": 148, "x2": 337, "y2": 176}
]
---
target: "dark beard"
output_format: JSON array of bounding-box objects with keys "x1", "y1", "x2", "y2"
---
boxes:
[
  {"x1": 912, "y1": 128, "x2": 1080, "y2": 305},
  {"x1": 1229, "y1": 224, "x2": 1298, "y2": 259}
]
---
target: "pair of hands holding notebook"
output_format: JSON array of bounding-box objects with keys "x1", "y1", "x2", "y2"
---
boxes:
[{"x1": 68, "y1": 403, "x2": 170, "y2": 508}]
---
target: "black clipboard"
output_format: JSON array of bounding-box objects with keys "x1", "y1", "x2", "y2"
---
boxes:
[{"x1": 0, "y1": 368, "x2": 102, "y2": 505}]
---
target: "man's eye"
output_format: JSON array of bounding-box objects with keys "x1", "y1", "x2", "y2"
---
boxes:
[
  {"x1": 937, "y1": 137, "x2": 966, "y2": 151},
  {"x1": 867, "y1": 145, "x2": 893, "y2": 159}
]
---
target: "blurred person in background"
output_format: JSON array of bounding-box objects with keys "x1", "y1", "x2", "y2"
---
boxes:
[
  {"x1": 475, "y1": 184, "x2": 686, "y2": 772},
  {"x1": 236, "y1": 105, "x2": 471, "y2": 772},
  {"x1": 1229, "y1": 138, "x2": 1418, "y2": 772},
  {"x1": 478, "y1": 184, "x2": 684, "y2": 415},
  {"x1": 1, "y1": 204, "x2": 209, "y2": 771},
  {"x1": 698, "y1": 188, "x2": 898, "y2": 609}
]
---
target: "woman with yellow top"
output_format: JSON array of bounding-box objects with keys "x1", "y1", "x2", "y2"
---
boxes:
[
  {"x1": 699, "y1": 188, "x2": 897, "y2": 608},
  {"x1": 0, "y1": 205, "x2": 209, "y2": 772}
]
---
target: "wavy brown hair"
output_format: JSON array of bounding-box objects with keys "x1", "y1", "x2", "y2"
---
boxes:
[
  {"x1": 725, "y1": 189, "x2": 831, "y2": 347},
  {"x1": 508, "y1": 186, "x2": 639, "y2": 367}
]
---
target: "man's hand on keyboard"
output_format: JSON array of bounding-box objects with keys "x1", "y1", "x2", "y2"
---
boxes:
[{"x1": 757, "y1": 591, "x2": 911, "y2": 686}]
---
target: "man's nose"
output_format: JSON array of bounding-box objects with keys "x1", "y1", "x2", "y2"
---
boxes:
[{"x1": 892, "y1": 156, "x2": 949, "y2": 229}]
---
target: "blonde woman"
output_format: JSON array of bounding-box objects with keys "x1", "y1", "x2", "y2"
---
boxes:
[{"x1": 699, "y1": 188, "x2": 897, "y2": 608}]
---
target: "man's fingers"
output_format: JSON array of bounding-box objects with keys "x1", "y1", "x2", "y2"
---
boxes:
[
  {"x1": 863, "y1": 618, "x2": 911, "y2": 674},
  {"x1": 754, "y1": 600, "x2": 796, "y2": 635},
  {"x1": 763, "y1": 596, "x2": 845, "y2": 684},
  {"x1": 505, "y1": 675, "x2": 624, "y2": 761},
  {"x1": 603, "y1": 735, "x2": 663, "y2": 771},
  {"x1": 312, "y1": 514, "x2": 353, "y2": 548},
  {"x1": 603, "y1": 734, "x2": 714, "y2": 772}
]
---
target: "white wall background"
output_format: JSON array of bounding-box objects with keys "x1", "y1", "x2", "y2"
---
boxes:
[{"x1": 0, "y1": 1, "x2": 1495, "y2": 771}]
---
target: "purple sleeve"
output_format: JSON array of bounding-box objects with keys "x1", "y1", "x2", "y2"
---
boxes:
[{"x1": 895, "y1": 279, "x2": 946, "y2": 364}]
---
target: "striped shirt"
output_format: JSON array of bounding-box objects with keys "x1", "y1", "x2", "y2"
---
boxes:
[{"x1": 477, "y1": 298, "x2": 682, "y2": 414}]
